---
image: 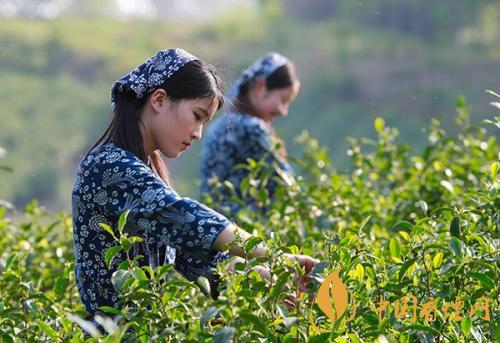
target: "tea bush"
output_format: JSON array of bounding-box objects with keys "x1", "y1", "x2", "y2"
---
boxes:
[{"x1": 0, "y1": 97, "x2": 498, "y2": 342}]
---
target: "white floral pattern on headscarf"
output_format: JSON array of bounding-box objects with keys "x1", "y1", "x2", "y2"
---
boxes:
[
  {"x1": 110, "y1": 48, "x2": 198, "y2": 109},
  {"x1": 228, "y1": 52, "x2": 289, "y2": 100}
]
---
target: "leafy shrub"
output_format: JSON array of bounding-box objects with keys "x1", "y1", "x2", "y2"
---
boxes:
[{"x1": 0, "y1": 98, "x2": 498, "y2": 342}]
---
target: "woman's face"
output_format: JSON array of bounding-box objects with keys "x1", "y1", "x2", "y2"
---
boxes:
[
  {"x1": 251, "y1": 81, "x2": 300, "y2": 123},
  {"x1": 149, "y1": 95, "x2": 219, "y2": 158}
]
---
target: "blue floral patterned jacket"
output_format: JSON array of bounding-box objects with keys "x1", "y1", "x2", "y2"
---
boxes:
[
  {"x1": 72, "y1": 142, "x2": 231, "y2": 314},
  {"x1": 200, "y1": 112, "x2": 295, "y2": 215}
]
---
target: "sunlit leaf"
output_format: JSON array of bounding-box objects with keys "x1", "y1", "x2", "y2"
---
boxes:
[
  {"x1": 375, "y1": 117, "x2": 385, "y2": 133},
  {"x1": 432, "y1": 252, "x2": 444, "y2": 269},
  {"x1": 37, "y1": 321, "x2": 58, "y2": 341},
  {"x1": 100, "y1": 223, "x2": 116, "y2": 239},
  {"x1": 440, "y1": 180, "x2": 455, "y2": 194},
  {"x1": 111, "y1": 270, "x2": 131, "y2": 292},
  {"x1": 197, "y1": 276, "x2": 211, "y2": 297},
  {"x1": 461, "y1": 317, "x2": 472, "y2": 336},
  {"x1": 491, "y1": 162, "x2": 499, "y2": 179},
  {"x1": 67, "y1": 315, "x2": 100, "y2": 338},
  {"x1": 389, "y1": 238, "x2": 401, "y2": 261},
  {"x1": 118, "y1": 210, "x2": 130, "y2": 234}
]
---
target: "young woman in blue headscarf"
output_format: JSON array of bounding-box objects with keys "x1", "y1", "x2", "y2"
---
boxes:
[
  {"x1": 200, "y1": 52, "x2": 300, "y2": 215},
  {"x1": 72, "y1": 49, "x2": 316, "y2": 316}
]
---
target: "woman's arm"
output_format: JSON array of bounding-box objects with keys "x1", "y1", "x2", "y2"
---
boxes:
[
  {"x1": 214, "y1": 224, "x2": 319, "y2": 271},
  {"x1": 214, "y1": 224, "x2": 266, "y2": 259}
]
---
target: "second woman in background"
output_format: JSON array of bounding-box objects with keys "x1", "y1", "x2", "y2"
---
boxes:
[{"x1": 200, "y1": 52, "x2": 300, "y2": 215}]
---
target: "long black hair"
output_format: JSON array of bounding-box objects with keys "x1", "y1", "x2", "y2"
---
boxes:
[{"x1": 90, "y1": 59, "x2": 225, "y2": 186}]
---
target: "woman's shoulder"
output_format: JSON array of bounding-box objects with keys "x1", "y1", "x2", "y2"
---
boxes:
[
  {"x1": 78, "y1": 142, "x2": 153, "y2": 179},
  {"x1": 88, "y1": 142, "x2": 140, "y2": 164},
  {"x1": 75, "y1": 142, "x2": 181, "y2": 198}
]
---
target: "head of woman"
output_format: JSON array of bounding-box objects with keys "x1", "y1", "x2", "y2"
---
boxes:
[
  {"x1": 234, "y1": 53, "x2": 300, "y2": 123},
  {"x1": 92, "y1": 48, "x2": 225, "y2": 184}
]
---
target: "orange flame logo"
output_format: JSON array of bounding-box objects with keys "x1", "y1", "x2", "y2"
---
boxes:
[{"x1": 310, "y1": 270, "x2": 353, "y2": 331}]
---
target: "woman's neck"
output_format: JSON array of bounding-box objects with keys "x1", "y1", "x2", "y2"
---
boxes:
[{"x1": 139, "y1": 120, "x2": 156, "y2": 158}]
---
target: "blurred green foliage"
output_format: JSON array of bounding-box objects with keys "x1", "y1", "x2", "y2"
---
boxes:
[{"x1": 0, "y1": 1, "x2": 499, "y2": 209}]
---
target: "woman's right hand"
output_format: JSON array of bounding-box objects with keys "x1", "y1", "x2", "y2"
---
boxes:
[{"x1": 283, "y1": 253, "x2": 319, "y2": 274}]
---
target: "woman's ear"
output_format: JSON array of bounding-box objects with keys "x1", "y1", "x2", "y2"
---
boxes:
[
  {"x1": 149, "y1": 89, "x2": 169, "y2": 113},
  {"x1": 251, "y1": 79, "x2": 268, "y2": 99}
]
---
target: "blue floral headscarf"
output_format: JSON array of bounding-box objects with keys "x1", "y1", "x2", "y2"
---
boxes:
[
  {"x1": 110, "y1": 48, "x2": 198, "y2": 109},
  {"x1": 228, "y1": 52, "x2": 289, "y2": 100}
]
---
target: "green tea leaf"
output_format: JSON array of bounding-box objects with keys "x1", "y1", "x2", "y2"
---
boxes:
[
  {"x1": 67, "y1": 315, "x2": 100, "y2": 338},
  {"x1": 449, "y1": 237, "x2": 462, "y2": 257},
  {"x1": 309, "y1": 333, "x2": 332, "y2": 343},
  {"x1": 98, "y1": 306, "x2": 123, "y2": 316},
  {"x1": 240, "y1": 178, "x2": 249, "y2": 196},
  {"x1": 457, "y1": 94, "x2": 466, "y2": 108},
  {"x1": 38, "y1": 321, "x2": 58, "y2": 341},
  {"x1": 469, "y1": 272, "x2": 494, "y2": 289},
  {"x1": 461, "y1": 317, "x2": 472, "y2": 336},
  {"x1": 143, "y1": 266, "x2": 154, "y2": 279},
  {"x1": 55, "y1": 275, "x2": 69, "y2": 296},
  {"x1": 200, "y1": 306, "x2": 222, "y2": 331},
  {"x1": 244, "y1": 236, "x2": 263, "y2": 255},
  {"x1": 100, "y1": 223, "x2": 116, "y2": 239},
  {"x1": 355, "y1": 263, "x2": 364, "y2": 281},
  {"x1": 118, "y1": 209, "x2": 130, "y2": 234},
  {"x1": 132, "y1": 267, "x2": 148, "y2": 281},
  {"x1": 491, "y1": 162, "x2": 499, "y2": 179},
  {"x1": 432, "y1": 252, "x2": 444, "y2": 269},
  {"x1": 399, "y1": 258, "x2": 417, "y2": 280},
  {"x1": 389, "y1": 238, "x2": 401, "y2": 261},
  {"x1": 269, "y1": 271, "x2": 292, "y2": 300},
  {"x1": 105, "y1": 246, "x2": 122, "y2": 269},
  {"x1": 450, "y1": 217, "x2": 460, "y2": 238},
  {"x1": 440, "y1": 180, "x2": 455, "y2": 194},
  {"x1": 374, "y1": 117, "x2": 385, "y2": 133},
  {"x1": 486, "y1": 89, "x2": 500, "y2": 98},
  {"x1": 240, "y1": 310, "x2": 268, "y2": 335},
  {"x1": 120, "y1": 237, "x2": 132, "y2": 252},
  {"x1": 283, "y1": 316, "x2": 297, "y2": 329},
  {"x1": 111, "y1": 270, "x2": 131, "y2": 292},
  {"x1": 358, "y1": 215, "x2": 372, "y2": 232},
  {"x1": 392, "y1": 221, "x2": 414, "y2": 232},
  {"x1": 416, "y1": 200, "x2": 428, "y2": 213},
  {"x1": 197, "y1": 276, "x2": 211, "y2": 296}
]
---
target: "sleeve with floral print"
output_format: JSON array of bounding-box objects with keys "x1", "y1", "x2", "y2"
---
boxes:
[
  {"x1": 98, "y1": 152, "x2": 232, "y2": 264},
  {"x1": 242, "y1": 117, "x2": 295, "y2": 182}
]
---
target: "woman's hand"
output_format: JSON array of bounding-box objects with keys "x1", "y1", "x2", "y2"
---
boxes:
[
  {"x1": 225, "y1": 253, "x2": 318, "y2": 311},
  {"x1": 215, "y1": 224, "x2": 266, "y2": 259},
  {"x1": 283, "y1": 253, "x2": 319, "y2": 274},
  {"x1": 225, "y1": 253, "x2": 319, "y2": 282},
  {"x1": 281, "y1": 254, "x2": 319, "y2": 311}
]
